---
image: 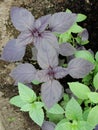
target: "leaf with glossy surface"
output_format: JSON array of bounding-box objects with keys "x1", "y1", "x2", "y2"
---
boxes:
[
  {"x1": 10, "y1": 63, "x2": 36, "y2": 84},
  {"x1": 65, "y1": 97, "x2": 83, "y2": 120},
  {"x1": 42, "y1": 121, "x2": 56, "y2": 130},
  {"x1": 29, "y1": 107, "x2": 44, "y2": 126},
  {"x1": 68, "y1": 82, "x2": 90, "y2": 99},
  {"x1": 1, "y1": 39, "x2": 26, "y2": 62},
  {"x1": 18, "y1": 83, "x2": 36, "y2": 103},
  {"x1": 68, "y1": 58, "x2": 94, "y2": 78},
  {"x1": 11, "y1": 7, "x2": 34, "y2": 31},
  {"x1": 49, "y1": 12, "x2": 77, "y2": 33},
  {"x1": 87, "y1": 106, "x2": 98, "y2": 128},
  {"x1": 37, "y1": 42, "x2": 58, "y2": 69},
  {"x1": 41, "y1": 80, "x2": 63, "y2": 109},
  {"x1": 59, "y1": 43, "x2": 76, "y2": 56}
]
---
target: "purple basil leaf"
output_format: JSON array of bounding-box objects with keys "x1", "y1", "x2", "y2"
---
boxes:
[
  {"x1": 11, "y1": 7, "x2": 34, "y2": 31},
  {"x1": 34, "y1": 31, "x2": 59, "y2": 52},
  {"x1": 49, "y1": 12, "x2": 77, "y2": 33},
  {"x1": 41, "y1": 80, "x2": 63, "y2": 109},
  {"x1": 78, "y1": 28, "x2": 89, "y2": 41},
  {"x1": 36, "y1": 14, "x2": 51, "y2": 32},
  {"x1": 42, "y1": 121, "x2": 56, "y2": 130},
  {"x1": 37, "y1": 42, "x2": 58, "y2": 69},
  {"x1": 1, "y1": 39, "x2": 26, "y2": 62},
  {"x1": 17, "y1": 30, "x2": 33, "y2": 46},
  {"x1": 54, "y1": 66, "x2": 68, "y2": 79},
  {"x1": 59, "y1": 43, "x2": 76, "y2": 56},
  {"x1": 35, "y1": 69, "x2": 50, "y2": 82},
  {"x1": 95, "y1": 125, "x2": 98, "y2": 130},
  {"x1": 10, "y1": 63, "x2": 36, "y2": 85},
  {"x1": 68, "y1": 58, "x2": 94, "y2": 78}
]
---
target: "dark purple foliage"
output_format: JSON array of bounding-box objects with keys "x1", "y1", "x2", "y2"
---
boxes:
[
  {"x1": 42, "y1": 121, "x2": 56, "y2": 130},
  {"x1": 67, "y1": 58, "x2": 94, "y2": 78},
  {"x1": 95, "y1": 125, "x2": 98, "y2": 130},
  {"x1": 59, "y1": 43, "x2": 76, "y2": 56},
  {"x1": 78, "y1": 28, "x2": 89, "y2": 41},
  {"x1": 2, "y1": 6, "x2": 95, "y2": 110},
  {"x1": 1, "y1": 7, "x2": 76, "y2": 62},
  {"x1": 10, "y1": 63, "x2": 36, "y2": 85},
  {"x1": 10, "y1": 41, "x2": 94, "y2": 108},
  {"x1": 1, "y1": 39, "x2": 26, "y2": 62}
]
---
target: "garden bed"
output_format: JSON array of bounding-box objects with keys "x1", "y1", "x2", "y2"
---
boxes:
[{"x1": 0, "y1": 0, "x2": 98, "y2": 130}]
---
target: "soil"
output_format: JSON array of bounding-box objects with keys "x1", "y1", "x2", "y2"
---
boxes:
[{"x1": 0, "y1": 0, "x2": 98, "y2": 130}]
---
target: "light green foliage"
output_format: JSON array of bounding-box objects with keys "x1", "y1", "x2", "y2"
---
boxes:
[
  {"x1": 55, "y1": 121, "x2": 72, "y2": 130},
  {"x1": 32, "y1": 80, "x2": 41, "y2": 85},
  {"x1": 76, "y1": 14, "x2": 87, "y2": 22},
  {"x1": 29, "y1": 107, "x2": 44, "y2": 126},
  {"x1": 83, "y1": 108, "x2": 91, "y2": 121},
  {"x1": 75, "y1": 50, "x2": 95, "y2": 64},
  {"x1": 47, "y1": 104, "x2": 65, "y2": 114},
  {"x1": 10, "y1": 83, "x2": 44, "y2": 126},
  {"x1": 93, "y1": 72, "x2": 98, "y2": 90},
  {"x1": 77, "y1": 121, "x2": 93, "y2": 130},
  {"x1": 82, "y1": 74, "x2": 92, "y2": 86},
  {"x1": 69, "y1": 23, "x2": 84, "y2": 33},
  {"x1": 65, "y1": 98, "x2": 83, "y2": 120},
  {"x1": 10, "y1": 95, "x2": 26, "y2": 107},
  {"x1": 18, "y1": 83, "x2": 36, "y2": 103},
  {"x1": 68, "y1": 82, "x2": 90, "y2": 99},
  {"x1": 60, "y1": 93, "x2": 70, "y2": 109},
  {"x1": 46, "y1": 104, "x2": 65, "y2": 123},
  {"x1": 58, "y1": 10, "x2": 87, "y2": 45},
  {"x1": 95, "y1": 51, "x2": 98, "y2": 62},
  {"x1": 88, "y1": 92, "x2": 98, "y2": 103},
  {"x1": 87, "y1": 106, "x2": 98, "y2": 128},
  {"x1": 47, "y1": 113, "x2": 64, "y2": 124}
]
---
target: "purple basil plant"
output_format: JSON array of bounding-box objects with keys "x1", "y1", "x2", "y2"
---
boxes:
[
  {"x1": 1, "y1": 6, "x2": 94, "y2": 109},
  {"x1": 1, "y1": 7, "x2": 77, "y2": 62},
  {"x1": 10, "y1": 42, "x2": 94, "y2": 109}
]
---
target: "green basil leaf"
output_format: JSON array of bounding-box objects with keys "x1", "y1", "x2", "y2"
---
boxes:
[
  {"x1": 93, "y1": 72, "x2": 98, "y2": 90},
  {"x1": 65, "y1": 97, "x2": 83, "y2": 120},
  {"x1": 87, "y1": 106, "x2": 98, "y2": 128},
  {"x1": 88, "y1": 92, "x2": 98, "y2": 103},
  {"x1": 10, "y1": 95, "x2": 26, "y2": 107},
  {"x1": 55, "y1": 121, "x2": 71, "y2": 130},
  {"x1": 68, "y1": 82, "x2": 90, "y2": 99},
  {"x1": 47, "y1": 104, "x2": 65, "y2": 114},
  {"x1": 18, "y1": 83, "x2": 36, "y2": 103},
  {"x1": 29, "y1": 107, "x2": 44, "y2": 126},
  {"x1": 75, "y1": 50, "x2": 95, "y2": 64},
  {"x1": 76, "y1": 14, "x2": 87, "y2": 22}
]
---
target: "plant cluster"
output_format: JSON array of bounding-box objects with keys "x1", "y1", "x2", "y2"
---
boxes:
[{"x1": 1, "y1": 7, "x2": 98, "y2": 130}]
